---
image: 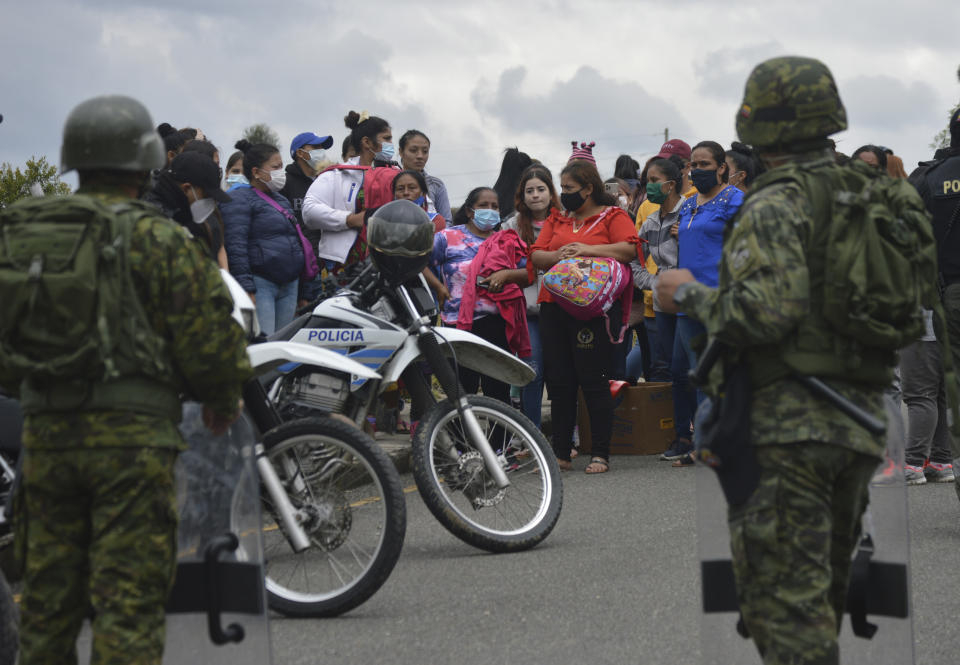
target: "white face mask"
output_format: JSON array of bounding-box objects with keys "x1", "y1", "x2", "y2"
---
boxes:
[
  {"x1": 188, "y1": 185, "x2": 216, "y2": 223},
  {"x1": 260, "y1": 168, "x2": 286, "y2": 192},
  {"x1": 190, "y1": 197, "x2": 216, "y2": 223},
  {"x1": 304, "y1": 149, "x2": 328, "y2": 170}
]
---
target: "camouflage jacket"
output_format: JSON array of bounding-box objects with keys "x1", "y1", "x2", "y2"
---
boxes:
[
  {"x1": 677, "y1": 152, "x2": 885, "y2": 458},
  {"x1": 25, "y1": 186, "x2": 252, "y2": 450}
]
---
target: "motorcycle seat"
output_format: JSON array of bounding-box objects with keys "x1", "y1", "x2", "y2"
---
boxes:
[{"x1": 267, "y1": 313, "x2": 312, "y2": 343}]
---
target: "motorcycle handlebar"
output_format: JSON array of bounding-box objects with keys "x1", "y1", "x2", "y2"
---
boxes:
[{"x1": 295, "y1": 261, "x2": 379, "y2": 316}]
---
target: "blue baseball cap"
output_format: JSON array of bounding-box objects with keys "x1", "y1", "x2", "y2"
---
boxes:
[{"x1": 290, "y1": 132, "x2": 334, "y2": 158}]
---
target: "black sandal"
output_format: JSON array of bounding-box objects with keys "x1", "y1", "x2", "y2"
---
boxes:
[{"x1": 585, "y1": 457, "x2": 609, "y2": 474}]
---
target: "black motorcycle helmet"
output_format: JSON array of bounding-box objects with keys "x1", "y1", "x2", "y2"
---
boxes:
[{"x1": 367, "y1": 199, "x2": 435, "y2": 285}]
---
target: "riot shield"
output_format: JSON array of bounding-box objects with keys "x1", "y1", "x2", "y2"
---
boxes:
[
  {"x1": 164, "y1": 402, "x2": 272, "y2": 665},
  {"x1": 698, "y1": 394, "x2": 913, "y2": 665}
]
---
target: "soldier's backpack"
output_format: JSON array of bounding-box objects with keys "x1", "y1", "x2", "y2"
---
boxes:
[
  {"x1": 0, "y1": 194, "x2": 165, "y2": 391},
  {"x1": 786, "y1": 158, "x2": 938, "y2": 351}
]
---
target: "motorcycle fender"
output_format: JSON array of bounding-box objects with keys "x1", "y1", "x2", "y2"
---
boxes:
[
  {"x1": 246, "y1": 342, "x2": 380, "y2": 380},
  {"x1": 380, "y1": 328, "x2": 535, "y2": 386}
]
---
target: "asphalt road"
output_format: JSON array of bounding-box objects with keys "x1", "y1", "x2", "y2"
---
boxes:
[{"x1": 269, "y1": 454, "x2": 960, "y2": 665}]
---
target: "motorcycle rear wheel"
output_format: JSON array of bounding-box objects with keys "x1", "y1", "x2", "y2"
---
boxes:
[
  {"x1": 411, "y1": 395, "x2": 563, "y2": 553},
  {"x1": 259, "y1": 417, "x2": 406, "y2": 617}
]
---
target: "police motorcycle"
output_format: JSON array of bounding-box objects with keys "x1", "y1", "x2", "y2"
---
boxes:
[
  {"x1": 265, "y1": 200, "x2": 563, "y2": 553},
  {"x1": 214, "y1": 270, "x2": 406, "y2": 620}
]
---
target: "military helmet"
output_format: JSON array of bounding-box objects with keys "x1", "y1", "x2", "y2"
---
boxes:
[
  {"x1": 736, "y1": 56, "x2": 847, "y2": 151},
  {"x1": 60, "y1": 95, "x2": 166, "y2": 173}
]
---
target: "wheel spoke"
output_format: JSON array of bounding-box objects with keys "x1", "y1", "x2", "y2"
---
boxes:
[
  {"x1": 417, "y1": 397, "x2": 559, "y2": 544},
  {"x1": 255, "y1": 422, "x2": 401, "y2": 613}
]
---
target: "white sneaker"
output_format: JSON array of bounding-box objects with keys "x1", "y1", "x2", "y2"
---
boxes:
[
  {"x1": 904, "y1": 464, "x2": 927, "y2": 486},
  {"x1": 923, "y1": 461, "x2": 954, "y2": 484}
]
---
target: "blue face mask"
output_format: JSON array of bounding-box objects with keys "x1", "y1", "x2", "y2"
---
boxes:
[
  {"x1": 414, "y1": 195, "x2": 426, "y2": 208},
  {"x1": 375, "y1": 141, "x2": 395, "y2": 162},
  {"x1": 472, "y1": 208, "x2": 500, "y2": 231},
  {"x1": 226, "y1": 173, "x2": 247, "y2": 185}
]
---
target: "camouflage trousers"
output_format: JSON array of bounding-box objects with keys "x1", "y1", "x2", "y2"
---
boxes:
[
  {"x1": 727, "y1": 443, "x2": 877, "y2": 665},
  {"x1": 18, "y1": 445, "x2": 178, "y2": 665}
]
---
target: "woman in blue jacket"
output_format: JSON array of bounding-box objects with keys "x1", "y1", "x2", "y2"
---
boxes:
[
  {"x1": 664, "y1": 140, "x2": 744, "y2": 466},
  {"x1": 223, "y1": 139, "x2": 304, "y2": 334}
]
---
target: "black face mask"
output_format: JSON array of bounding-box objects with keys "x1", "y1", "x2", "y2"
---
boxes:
[
  {"x1": 560, "y1": 189, "x2": 586, "y2": 212},
  {"x1": 690, "y1": 168, "x2": 719, "y2": 194}
]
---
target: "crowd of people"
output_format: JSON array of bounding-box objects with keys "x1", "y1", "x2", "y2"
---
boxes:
[
  {"x1": 142, "y1": 107, "x2": 958, "y2": 483},
  {"x1": 6, "y1": 53, "x2": 960, "y2": 665}
]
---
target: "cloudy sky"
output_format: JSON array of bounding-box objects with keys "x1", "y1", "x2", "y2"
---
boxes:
[{"x1": 2, "y1": 0, "x2": 959, "y2": 203}]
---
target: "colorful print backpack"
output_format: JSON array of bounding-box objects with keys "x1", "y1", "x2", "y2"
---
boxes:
[{"x1": 543, "y1": 257, "x2": 633, "y2": 342}]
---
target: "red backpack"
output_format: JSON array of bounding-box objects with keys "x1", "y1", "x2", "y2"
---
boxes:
[{"x1": 322, "y1": 164, "x2": 401, "y2": 210}]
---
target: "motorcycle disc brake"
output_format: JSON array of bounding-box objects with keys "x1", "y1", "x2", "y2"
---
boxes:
[
  {"x1": 457, "y1": 451, "x2": 506, "y2": 509},
  {"x1": 300, "y1": 488, "x2": 352, "y2": 551}
]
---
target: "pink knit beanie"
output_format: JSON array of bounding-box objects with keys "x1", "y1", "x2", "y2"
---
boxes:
[{"x1": 568, "y1": 140, "x2": 596, "y2": 165}]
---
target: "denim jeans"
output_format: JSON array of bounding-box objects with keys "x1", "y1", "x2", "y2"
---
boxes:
[
  {"x1": 613, "y1": 330, "x2": 631, "y2": 381},
  {"x1": 252, "y1": 274, "x2": 298, "y2": 335},
  {"x1": 625, "y1": 331, "x2": 645, "y2": 382},
  {"x1": 672, "y1": 316, "x2": 706, "y2": 439},
  {"x1": 649, "y1": 311, "x2": 676, "y2": 383},
  {"x1": 616, "y1": 318, "x2": 652, "y2": 381},
  {"x1": 520, "y1": 315, "x2": 545, "y2": 428}
]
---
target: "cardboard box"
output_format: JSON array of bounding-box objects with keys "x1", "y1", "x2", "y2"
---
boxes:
[{"x1": 577, "y1": 382, "x2": 674, "y2": 456}]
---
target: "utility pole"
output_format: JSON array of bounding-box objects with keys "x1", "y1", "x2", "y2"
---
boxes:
[{"x1": 664, "y1": 127, "x2": 669, "y2": 142}]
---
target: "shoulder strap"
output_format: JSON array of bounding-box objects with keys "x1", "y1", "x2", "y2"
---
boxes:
[
  {"x1": 581, "y1": 206, "x2": 616, "y2": 236},
  {"x1": 320, "y1": 164, "x2": 369, "y2": 175},
  {"x1": 252, "y1": 188, "x2": 296, "y2": 224}
]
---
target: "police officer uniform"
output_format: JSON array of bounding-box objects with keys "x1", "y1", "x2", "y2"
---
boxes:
[{"x1": 913, "y1": 109, "x2": 960, "y2": 501}]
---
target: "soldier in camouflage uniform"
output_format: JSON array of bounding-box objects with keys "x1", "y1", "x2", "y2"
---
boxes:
[
  {"x1": 3, "y1": 96, "x2": 252, "y2": 664},
  {"x1": 657, "y1": 58, "x2": 890, "y2": 665}
]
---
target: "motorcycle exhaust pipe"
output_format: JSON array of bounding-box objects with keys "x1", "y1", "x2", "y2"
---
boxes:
[{"x1": 255, "y1": 443, "x2": 312, "y2": 553}]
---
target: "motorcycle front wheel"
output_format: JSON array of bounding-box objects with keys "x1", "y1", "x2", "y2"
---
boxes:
[
  {"x1": 411, "y1": 395, "x2": 563, "y2": 553},
  {"x1": 259, "y1": 417, "x2": 406, "y2": 617}
]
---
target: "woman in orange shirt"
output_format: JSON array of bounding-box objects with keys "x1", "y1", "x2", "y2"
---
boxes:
[{"x1": 531, "y1": 161, "x2": 638, "y2": 474}]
